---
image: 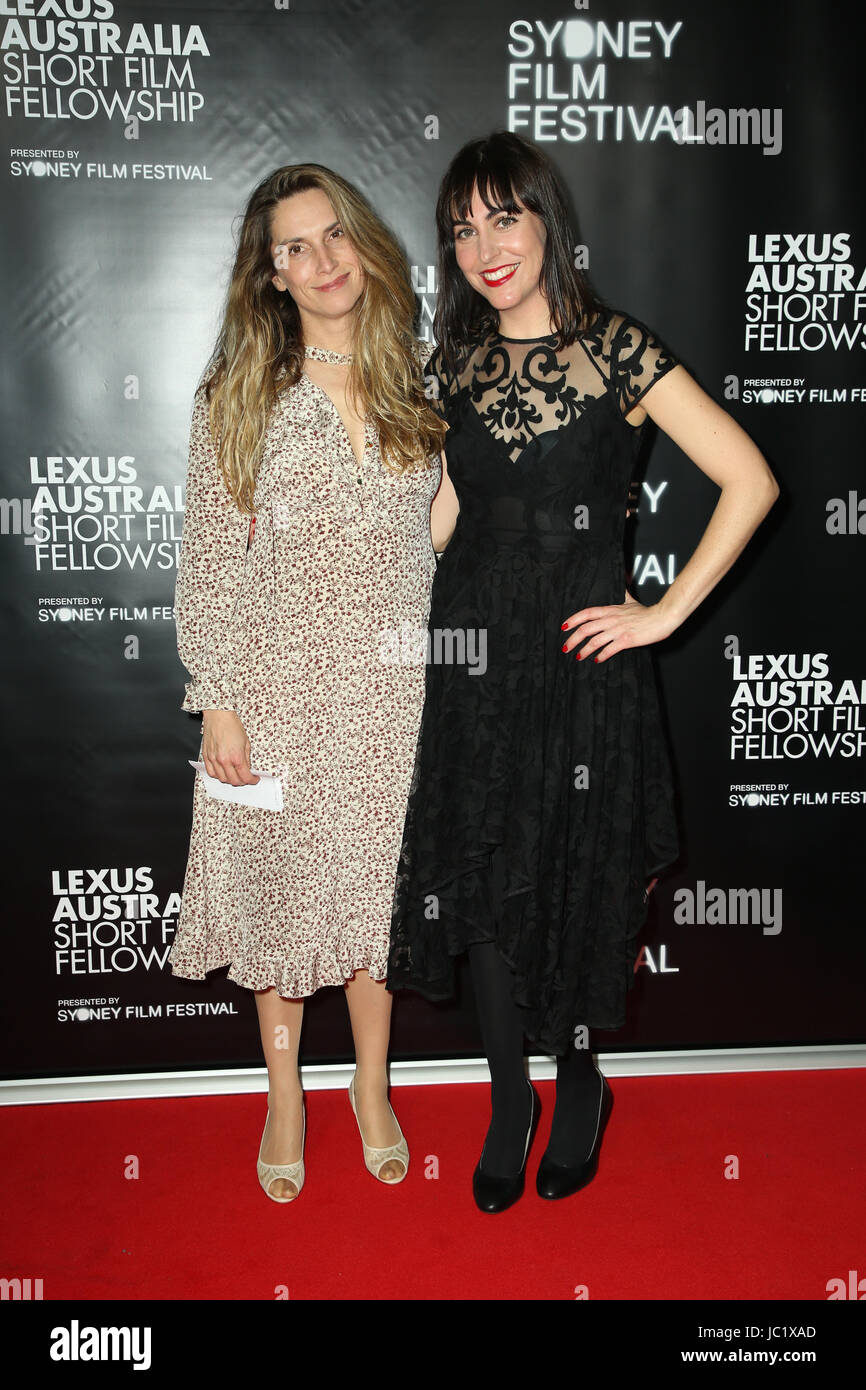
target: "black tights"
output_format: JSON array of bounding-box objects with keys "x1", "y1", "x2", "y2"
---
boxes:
[{"x1": 468, "y1": 940, "x2": 603, "y2": 1172}]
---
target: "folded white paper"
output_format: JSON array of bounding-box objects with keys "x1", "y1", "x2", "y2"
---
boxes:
[{"x1": 188, "y1": 760, "x2": 283, "y2": 811}]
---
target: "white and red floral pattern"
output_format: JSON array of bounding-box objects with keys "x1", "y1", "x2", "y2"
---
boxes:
[{"x1": 169, "y1": 349, "x2": 439, "y2": 996}]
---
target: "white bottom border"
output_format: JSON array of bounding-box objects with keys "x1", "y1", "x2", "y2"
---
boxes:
[{"x1": 1, "y1": 1044, "x2": 864, "y2": 1105}]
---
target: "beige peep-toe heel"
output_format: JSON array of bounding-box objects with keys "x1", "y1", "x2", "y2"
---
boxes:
[
  {"x1": 257, "y1": 1104, "x2": 305, "y2": 1203},
  {"x1": 348, "y1": 1073, "x2": 409, "y2": 1184}
]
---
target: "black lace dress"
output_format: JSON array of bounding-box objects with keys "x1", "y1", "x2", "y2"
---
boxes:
[{"x1": 386, "y1": 307, "x2": 681, "y2": 1054}]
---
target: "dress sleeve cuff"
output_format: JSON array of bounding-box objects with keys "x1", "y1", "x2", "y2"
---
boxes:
[{"x1": 181, "y1": 679, "x2": 235, "y2": 714}]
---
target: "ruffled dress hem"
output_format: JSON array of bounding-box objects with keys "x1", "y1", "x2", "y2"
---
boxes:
[{"x1": 168, "y1": 948, "x2": 389, "y2": 997}]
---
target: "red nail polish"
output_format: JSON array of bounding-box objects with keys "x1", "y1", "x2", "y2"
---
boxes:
[
  {"x1": 576, "y1": 652, "x2": 583, "y2": 661},
  {"x1": 593, "y1": 657, "x2": 599, "y2": 663},
  {"x1": 562, "y1": 643, "x2": 568, "y2": 652},
  {"x1": 560, "y1": 622, "x2": 568, "y2": 630}
]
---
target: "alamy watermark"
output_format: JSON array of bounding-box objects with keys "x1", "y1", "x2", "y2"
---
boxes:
[
  {"x1": 673, "y1": 880, "x2": 783, "y2": 936},
  {"x1": 380, "y1": 622, "x2": 487, "y2": 676}
]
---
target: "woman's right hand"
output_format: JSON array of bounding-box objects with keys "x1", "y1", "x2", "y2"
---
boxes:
[{"x1": 201, "y1": 709, "x2": 260, "y2": 786}]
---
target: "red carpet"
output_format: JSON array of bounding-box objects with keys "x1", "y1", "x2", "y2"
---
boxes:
[{"x1": 1, "y1": 1069, "x2": 863, "y2": 1300}]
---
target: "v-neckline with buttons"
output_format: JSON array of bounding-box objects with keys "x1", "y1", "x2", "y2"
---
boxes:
[{"x1": 302, "y1": 344, "x2": 369, "y2": 472}]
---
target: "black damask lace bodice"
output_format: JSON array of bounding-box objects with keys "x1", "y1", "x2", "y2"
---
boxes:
[
  {"x1": 431, "y1": 308, "x2": 680, "y2": 464},
  {"x1": 426, "y1": 308, "x2": 680, "y2": 547}
]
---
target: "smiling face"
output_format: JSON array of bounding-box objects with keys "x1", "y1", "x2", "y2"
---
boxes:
[
  {"x1": 452, "y1": 184, "x2": 549, "y2": 336},
  {"x1": 270, "y1": 186, "x2": 365, "y2": 338}
]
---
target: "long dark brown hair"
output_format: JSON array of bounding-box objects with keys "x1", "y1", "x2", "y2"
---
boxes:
[
  {"x1": 433, "y1": 131, "x2": 605, "y2": 376},
  {"x1": 204, "y1": 164, "x2": 445, "y2": 514}
]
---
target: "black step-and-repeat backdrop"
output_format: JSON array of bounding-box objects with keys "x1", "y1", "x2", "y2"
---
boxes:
[{"x1": 1, "y1": 0, "x2": 863, "y2": 1082}]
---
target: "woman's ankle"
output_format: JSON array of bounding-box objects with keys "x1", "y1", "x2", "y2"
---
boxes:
[
  {"x1": 352, "y1": 1064, "x2": 390, "y2": 1095},
  {"x1": 267, "y1": 1078, "x2": 303, "y2": 1109}
]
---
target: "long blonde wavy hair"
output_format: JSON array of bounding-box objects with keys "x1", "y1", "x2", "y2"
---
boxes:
[{"x1": 203, "y1": 164, "x2": 446, "y2": 514}]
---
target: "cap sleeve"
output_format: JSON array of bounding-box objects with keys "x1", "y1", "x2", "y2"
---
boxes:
[{"x1": 608, "y1": 312, "x2": 680, "y2": 415}]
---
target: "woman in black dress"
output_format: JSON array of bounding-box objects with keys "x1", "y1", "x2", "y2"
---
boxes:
[{"x1": 386, "y1": 132, "x2": 778, "y2": 1213}]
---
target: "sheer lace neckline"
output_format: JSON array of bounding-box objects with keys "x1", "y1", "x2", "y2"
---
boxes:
[
  {"x1": 437, "y1": 308, "x2": 677, "y2": 459},
  {"x1": 493, "y1": 331, "x2": 558, "y2": 344}
]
